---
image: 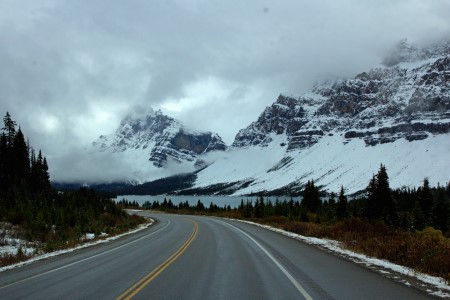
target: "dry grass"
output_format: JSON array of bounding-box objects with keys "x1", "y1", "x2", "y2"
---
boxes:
[
  {"x1": 0, "y1": 249, "x2": 32, "y2": 267},
  {"x1": 253, "y1": 217, "x2": 450, "y2": 282}
]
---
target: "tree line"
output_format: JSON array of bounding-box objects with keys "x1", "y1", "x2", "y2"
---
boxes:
[
  {"x1": 0, "y1": 112, "x2": 144, "y2": 252},
  {"x1": 238, "y1": 165, "x2": 449, "y2": 233},
  {"x1": 142, "y1": 164, "x2": 450, "y2": 234}
]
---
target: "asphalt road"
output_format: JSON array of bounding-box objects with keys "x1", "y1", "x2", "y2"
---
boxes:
[{"x1": 0, "y1": 212, "x2": 435, "y2": 299}]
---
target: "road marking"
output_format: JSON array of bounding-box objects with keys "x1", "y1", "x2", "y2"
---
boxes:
[
  {"x1": 0, "y1": 219, "x2": 171, "y2": 289},
  {"x1": 220, "y1": 220, "x2": 314, "y2": 300},
  {"x1": 116, "y1": 220, "x2": 198, "y2": 300}
]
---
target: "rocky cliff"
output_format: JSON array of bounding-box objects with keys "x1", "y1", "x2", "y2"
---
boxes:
[
  {"x1": 190, "y1": 40, "x2": 450, "y2": 195},
  {"x1": 232, "y1": 40, "x2": 450, "y2": 151}
]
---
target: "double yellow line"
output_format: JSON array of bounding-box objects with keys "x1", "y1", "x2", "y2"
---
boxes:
[{"x1": 117, "y1": 220, "x2": 198, "y2": 300}]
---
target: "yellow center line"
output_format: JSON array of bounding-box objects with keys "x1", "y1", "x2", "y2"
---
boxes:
[{"x1": 116, "y1": 220, "x2": 198, "y2": 300}]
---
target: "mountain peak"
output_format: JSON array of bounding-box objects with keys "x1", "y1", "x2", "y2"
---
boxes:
[
  {"x1": 192, "y1": 40, "x2": 450, "y2": 195},
  {"x1": 92, "y1": 108, "x2": 227, "y2": 179}
]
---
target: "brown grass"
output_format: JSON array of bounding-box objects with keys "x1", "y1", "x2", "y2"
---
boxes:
[
  {"x1": 0, "y1": 249, "x2": 32, "y2": 267},
  {"x1": 252, "y1": 217, "x2": 450, "y2": 282}
]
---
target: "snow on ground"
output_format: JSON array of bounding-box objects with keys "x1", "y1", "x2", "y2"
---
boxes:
[
  {"x1": 233, "y1": 219, "x2": 450, "y2": 298},
  {"x1": 194, "y1": 132, "x2": 450, "y2": 195},
  {"x1": 0, "y1": 223, "x2": 36, "y2": 257},
  {"x1": 0, "y1": 215, "x2": 153, "y2": 273},
  {"x1": 0, "y1": 244, "x2": 35, "y2": 256}
]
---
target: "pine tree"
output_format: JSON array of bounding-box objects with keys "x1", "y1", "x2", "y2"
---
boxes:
[
  {"x1": 418, "y1": 178, "x2": 434, "y2": 227},
  {"x1": 254, "y1": 195, "x2": 265, "y2": 218},
  {"x1": 0, "y1": 133, "x2": 7, "y2": 192},
  {"x1": 2, "y1": 112, "x2": 17, "y2": 147},
  {"x1": 365, "y1": 165, "x2": 398, "y2": 225},
  {"x1": 432, "y1": 187, "x2": 449, "y2": 232},
  {"x1": 366, "y1": 175, "x2": 378, "y2": 220},
  {"x1": 301, "y1": 180, "x2": 321, "y2": 213},
  {"x1": 1, "y1": 112, "x2": 17, "y2": 190},
  {"x1": 337, "y1": 186, "x2": 348, "y2": 220},
  {"x1": 12, "y1": 128, "x2": 30, "y2": 183},
  {"x1": 326, "y1": 192, "x2": 337, "y2": 221}
]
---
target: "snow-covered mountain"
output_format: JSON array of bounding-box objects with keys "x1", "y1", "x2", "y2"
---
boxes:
[
  {"x1": 92, "y1": 108, "x2": 227, "y2": 182},
  {"x1": 189, "y1": 40, "x2": 450, "y2": 195}
]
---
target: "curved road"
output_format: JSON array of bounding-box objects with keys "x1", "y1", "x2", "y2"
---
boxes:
[{"x1": 0, "y1": 212, "x2": 434, "y2": 299}]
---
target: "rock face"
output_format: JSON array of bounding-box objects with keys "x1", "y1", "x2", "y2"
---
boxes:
[
  {"x1": 90, "y1": 40, "x2": 450, "y2": 194},
  {"x1": 92, "y1": 109, "x2": 227, "y2": 168},
  {"x1": 190, "y1": 40, "x2": 450, "y2": 195},
  {"x1": 232, "y1": 40, "x2": 450, "y2": 151}
]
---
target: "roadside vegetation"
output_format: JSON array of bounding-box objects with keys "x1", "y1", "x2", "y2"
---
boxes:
[
  {"x1": 139, "y1": 165, "x2": 450, "y2": 282},
  {"x1": 0, "y1": 112, "x2": 146, "y2": 267}
]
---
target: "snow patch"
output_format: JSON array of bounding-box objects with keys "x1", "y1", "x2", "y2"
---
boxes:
[{"x1": 0, "y1": 217, "x2": 154, "y2": 273}]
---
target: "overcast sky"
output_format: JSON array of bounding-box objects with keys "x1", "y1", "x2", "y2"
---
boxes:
[{"x1": 1, "y1": 0, "x2": 449, "y2": 182}]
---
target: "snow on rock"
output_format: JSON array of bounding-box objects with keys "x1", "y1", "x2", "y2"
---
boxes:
[
  {"x1": 91, "y1": 108, "x2": 227, "y2": 183},
  {"x1": 191, "y1": 40, "x2": 450, "y2": 195}
]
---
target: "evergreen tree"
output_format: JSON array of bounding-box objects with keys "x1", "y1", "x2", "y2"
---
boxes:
[
  {"x1": 432, "y1": 187, "x2": 449, "y2": 232},
  {"x1": 196, "y1": 199, "x2": 205, "y2": 211},
  {"x1": 413, "y1": 200, "x2": 426, "y2": 230},
  {"x1": 366, "y1": 175, "x2": 378, "y2": 220},
  {"x1": 418, "y1": 178, "x2": 434, "y2": 227},
  {"x1": 365, "y1": 165, "x2": 398, "y2": 225},
  {"x1": 2, "y1": 112, "x2": 17, "y2": 147},
  {"x1": 0, "y1": 133, "x2": 7, "y2": 192},
  {"x1": 326, "y1": 192, "x2": 337, "y2": 221},
  {"x1": 12, "y1": 128, "x2": 30, "y2": 182},
  {"x1": 337, "y1": 186, "x2": 348, "y2": 220},
  {"x1": 254, "y1": 195, "x2": 265, "y2": 218},
  {"x1": 301, "y1": 180, "x2": 321, "y2": 213}
]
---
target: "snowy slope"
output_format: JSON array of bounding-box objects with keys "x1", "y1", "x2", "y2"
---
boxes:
[{"x1": 194, "y1": 132, "x2": 450, "y2": 195}]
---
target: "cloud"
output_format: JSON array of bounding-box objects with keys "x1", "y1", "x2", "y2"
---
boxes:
[{"x1": 0, "y1": 0, "x2": 449, "y2": 182}]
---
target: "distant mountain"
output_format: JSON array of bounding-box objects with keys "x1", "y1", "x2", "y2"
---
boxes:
[
  {"x1": 187, "y1": 40, "x2": 450, "y2": 195},
  {"x1": 91, "y1": 108, "x2": 227, "y2": 183}
]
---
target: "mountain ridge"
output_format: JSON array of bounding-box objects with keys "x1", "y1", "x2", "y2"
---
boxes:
[
  {"x1": 84, "y1": 40, "x2": 450, "y2": 195},
  {"x1": 189, "y1": 40, "x2": 450, "y2": 195}
]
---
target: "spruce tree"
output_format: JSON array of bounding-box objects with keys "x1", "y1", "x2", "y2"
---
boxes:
[
  {"x1": 418, "y1": 178, "x2": 434, "y2": 227},
  {"x1": 432, "y1": 187, "x2": 449, "y2": 232},
  {"x1": 12, "y1": 128, "x2": 30, "y2": 183},
  {"x1": 337, "y1": 186, "x2": 348, "y2": 220},
  {"x1": 2, "y1": 112, "x2": 17, "y2": 147},
  {"x1": 0, "y1": 133, "x2": 7, "y2": 192},
  {"x1": 326, "y1": 192, "x2": 337, "y2": 221},
  {"x1": 301, "y1": 180, "x2": 321, "y2": 213},
  {"x1": 365, "y1": 165, "x2": 398, "y2": 225},
  {"x1": 366, "y1": 175, "x2": 378, "y2": 220}
]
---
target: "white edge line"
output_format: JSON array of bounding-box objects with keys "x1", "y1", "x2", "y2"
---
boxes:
[
  {"x1": 0, "y1": 216, "x2": 154, "y2": 273},
  {"x1": 0, "y1": 219, "x2": 170, "y2": 289},
  {"x1": 218, "y1": 220, "x2": 314, "y2": 300},
  {"x1": 227, "y1": 218, "x2": 450, "y2": 298}
]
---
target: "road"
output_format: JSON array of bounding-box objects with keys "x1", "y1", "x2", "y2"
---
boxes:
[{"x1": 0, "y1": 212, "x2": 434, "y2": 299}]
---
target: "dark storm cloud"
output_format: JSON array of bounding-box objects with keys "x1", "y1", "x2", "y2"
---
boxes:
[{"x1": 0, "y1": 0, "x2": 449, "y2": 182}]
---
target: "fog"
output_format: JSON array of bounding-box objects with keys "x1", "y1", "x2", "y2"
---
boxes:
[{"x1": 1, "y1": 0, "x2": 449, "y2": 182}]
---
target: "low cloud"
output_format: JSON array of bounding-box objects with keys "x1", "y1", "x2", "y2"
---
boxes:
[{"x1": 1, "y1": 0, "x2": 449, "y2": 182}]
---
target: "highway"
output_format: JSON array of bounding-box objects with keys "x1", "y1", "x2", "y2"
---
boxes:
[{"x1": 0, "y1": 212, "x2": 434, "y2": 299}]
